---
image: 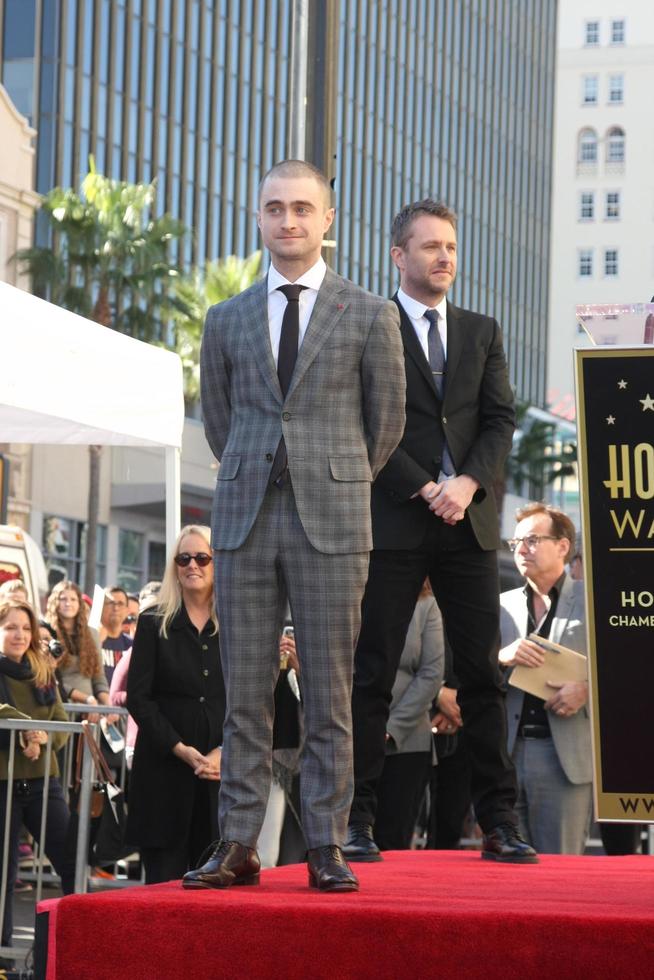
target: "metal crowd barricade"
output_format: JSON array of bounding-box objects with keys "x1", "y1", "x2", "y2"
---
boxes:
[
  {"x1": 60, "y1": 704, "x2": 135, "y2": 890},
  {"x1": 0, "y1": 716, "x2": 93, "y2": 967}
]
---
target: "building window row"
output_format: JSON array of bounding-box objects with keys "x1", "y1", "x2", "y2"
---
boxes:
[
  {"x1": 578, "y1": 248, "x2": 619, "y2": 279},
  {"x1": 584, "y1": 18, "x2": 625, "y2": 47},
  {"x1": 578, "y1": 190, "x2": 621, "y2": 222},
  {"x1": 578, "y1": 127, "x2": 625, "y2": 165},
  {"x1": 582, "y1": 74, "x2": 624, "y2": 106}
]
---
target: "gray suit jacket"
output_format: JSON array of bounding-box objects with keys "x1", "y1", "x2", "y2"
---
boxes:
[
  {"x1": 386, "y1": 594, "x2": 444, "y2": 758},
  {"x1": 200, "y1": 267, "x2": 406, "y2": 554},
  {"x1": 500, "y1": 574, "x2": 592, "y2": 784}
]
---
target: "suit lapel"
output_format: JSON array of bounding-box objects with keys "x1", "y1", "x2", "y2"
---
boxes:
[
  {"x1": 393, "y1": 295, "x2": 440, "y2": 401},
  {"x1": 550, "y1": 575, "x2": 575, "y2": 644},
  {"x1": 241, "y1": 278, "x2": 283, "y2": 403},
  {"x1": 287, "y1": 268, "x2": 347, "y2": 397},
  {"x1": 444, "y1": 302, "x2": 465, "y2": 405}
]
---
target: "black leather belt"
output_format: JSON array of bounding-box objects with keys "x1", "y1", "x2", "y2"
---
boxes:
[{"x1": 519, "y1": 724, "x2": 551, "y2": 740}]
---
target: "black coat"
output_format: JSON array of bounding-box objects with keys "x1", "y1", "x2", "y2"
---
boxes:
[
  {"x1": 125, "y1": 604, "x2": 225, "y2": 849},
  {"x1": 372, "y1": 298, "x2": 515, "y2": 551}
]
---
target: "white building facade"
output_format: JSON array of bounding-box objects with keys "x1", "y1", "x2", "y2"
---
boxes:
[{"x1": 548, "y1": 2, "x2": 654, "y2": 417}]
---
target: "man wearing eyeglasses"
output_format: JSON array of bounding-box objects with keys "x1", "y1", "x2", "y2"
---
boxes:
[
  {"x1": 100, "y1": 586, "x2": 132, "y2": 686},
  {"x1": 500, "y1": 503, "x2": 591, "y2": 854}
]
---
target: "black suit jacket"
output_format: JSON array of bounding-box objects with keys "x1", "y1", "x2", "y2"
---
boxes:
[
  {"x1": 371, "y1": 296, "x2": 515, "y2": 552},
  {"x1": 126, "y1": 605, "x2": 225, "y2": 849}
]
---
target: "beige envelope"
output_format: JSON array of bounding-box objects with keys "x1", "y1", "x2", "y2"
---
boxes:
[{"x1": 508, "y1": 633, "x2": 587, "y2": 701}]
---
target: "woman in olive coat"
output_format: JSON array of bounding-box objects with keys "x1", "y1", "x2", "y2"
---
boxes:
[{"x1": 126, "y1": 525, "x2": 225, "y2": 883}]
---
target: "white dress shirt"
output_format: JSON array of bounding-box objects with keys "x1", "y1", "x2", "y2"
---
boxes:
[
  {"x1": 397, "y1": 287, "x2": 448, "y2": 361},
  {"x1": 267, "y1": 257, "x2": 327, "y2": 367},
  {"x1": 397, "y1": 288, "x2": 455, "y2": 482}
]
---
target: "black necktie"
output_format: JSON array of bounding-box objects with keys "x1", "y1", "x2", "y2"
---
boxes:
[
  {"x1": 424, "y1": 309, "x2": 455, "y2": 477},
  {"x1": 270, "y1": 284, "x2": 307, "y2": 486},
  {"x1": 277, "y1": 284, "x2": 306, "y2": 396}
]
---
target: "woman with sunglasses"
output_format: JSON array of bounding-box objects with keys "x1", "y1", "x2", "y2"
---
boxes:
[{"x1": 126, "y1": 525, "x2": 226, "y2": 884}]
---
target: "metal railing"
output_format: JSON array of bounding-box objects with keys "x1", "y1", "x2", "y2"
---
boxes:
[
  {"x1": 0, "y1": 705, "x2": 137, "y2": 965},
  {"x1": 0, "y1": 717, "x2": 92, "y2": 965}
]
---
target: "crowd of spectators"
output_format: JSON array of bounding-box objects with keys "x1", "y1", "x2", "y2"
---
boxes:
[{"x1": 0, "y1": 509, "x2": 644, "y2": 961}]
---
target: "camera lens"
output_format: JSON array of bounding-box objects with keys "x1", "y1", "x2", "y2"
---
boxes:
[{"x1": 48, "y1": 639, "x2": 64, "y2": 658}]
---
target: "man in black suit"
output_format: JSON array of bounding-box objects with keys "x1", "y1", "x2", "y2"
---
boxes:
[{"x1": 344, "y1": 199, "x2": 538, "y2": 864}]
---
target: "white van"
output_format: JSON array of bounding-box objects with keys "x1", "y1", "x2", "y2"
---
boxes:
[{"x1": 0, "y1": 525, "x2": 49, "y2": 612}]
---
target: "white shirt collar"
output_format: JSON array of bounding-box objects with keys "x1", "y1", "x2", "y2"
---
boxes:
[
  {"x1": 268, "y1": 257, "x2": 327, "y2": 294},
  {"x1": 397, "y1": 287, "x2": 448, "y2": 322}
]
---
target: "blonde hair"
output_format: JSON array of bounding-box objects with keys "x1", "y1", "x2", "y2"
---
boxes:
[
  {"x1": 0, "y1": 600, "x2": 54, "y2": 689},
  {"x1": 156, "y1": 525, "x2": 218, "y2": 638},
  {"x1": 46, "y1": 580, "x2": 102, "y2": 677},
  {"x1": 0, "y1": 580, "x2": 28, "y2": 601}
]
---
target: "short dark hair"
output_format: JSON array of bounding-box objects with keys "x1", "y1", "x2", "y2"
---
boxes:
[
  {"x1": 515, "y1": 503, "x2": 576, "y2": 558},
  {"x1": 391, "y1": 199, "x2": 457, "y2": 249},
  {"x1": 258, "y1": 160, "x2": 332, "y2": 208},
  {"x1": 105, "y1": 586, "x2": 128, "y2": 602}
]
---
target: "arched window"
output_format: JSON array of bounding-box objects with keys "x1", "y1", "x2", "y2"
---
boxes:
[
  {"x1": 606, "y1": 126, "x2": 625, "y2": 163},
  {"x1": 578, "y1": 128, "x2": 598, "y2": 163}
]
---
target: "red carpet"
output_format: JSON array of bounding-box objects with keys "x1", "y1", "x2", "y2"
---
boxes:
[{"x1": 39, "y1": 851, "x2": 654, "y2": 979}]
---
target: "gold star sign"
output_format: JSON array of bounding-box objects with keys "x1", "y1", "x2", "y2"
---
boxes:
[
  {"x1": 606, "y1": 415, "x2": 616, "y2": 425},
  {"x1": 640, "y1": 394, "x2": 654, "y2": 411},
  {"x1": 617, "y1": 379, "x2": 627, "y2": 389}
]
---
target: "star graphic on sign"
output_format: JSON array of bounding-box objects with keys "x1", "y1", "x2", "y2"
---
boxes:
[
  {"x1": 617, "y1": 379, "x2": 627, "y2": 389},
  {"x1": 640, "y1": 394, "x2": 654, "y2": 411},
  {"x1": 606, "y1": 415, "x2": 615, "y2": 425}
]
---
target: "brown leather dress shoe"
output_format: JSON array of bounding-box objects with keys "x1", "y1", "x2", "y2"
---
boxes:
[
  {"x1": 182, "y1": 840, "x2": 261, "y2": 889},
  {"x1": 307, "y1": 845, "x2": 359, "y2": 892}
]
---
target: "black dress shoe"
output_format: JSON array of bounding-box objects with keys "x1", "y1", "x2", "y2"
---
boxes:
[
  {"x1": 343, "y1": 823, "x2": 382, "y2": 863},
  {"x1": 182, "y1": 839, "x2": 261, "y2": 889},
  {"x1": 307, "y1": 845, "x2": 359, "y2": 892},
  {"x1": 481, "y1": 824, "x2": 539, "y2": 864}
]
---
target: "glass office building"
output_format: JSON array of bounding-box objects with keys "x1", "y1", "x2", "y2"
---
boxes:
[{"x1": 0, "y1": 0, "x2": 555, "y2": 406}]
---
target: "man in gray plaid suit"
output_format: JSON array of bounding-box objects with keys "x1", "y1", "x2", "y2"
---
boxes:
[{"x1": 183, "y1": 160, "x2": 405, "y2": 893}]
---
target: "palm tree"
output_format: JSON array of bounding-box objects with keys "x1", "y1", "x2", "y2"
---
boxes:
[
  {"x1": 171, "y1": 251, "x2": 262, "y2": 406},
  {"x1": 506, "y1": 401, "x2": 577, "y2": 501},
  {"x1": 15, "y1": 161, "x2": 187, "y2": 592}
]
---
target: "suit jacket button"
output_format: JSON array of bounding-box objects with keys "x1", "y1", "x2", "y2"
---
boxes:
[
  {"x1": 442, "y1": 416, "x2": 447, "y2": 424},
  {"x1": 265, "y1": 453, "x2": 273, "y2": 461},
  {"x1": 282, "y1": 411, "x2": 291, "y2": 421},
  {"x1": 199, "y1": 696, "x2": 206, "y2": 703}
]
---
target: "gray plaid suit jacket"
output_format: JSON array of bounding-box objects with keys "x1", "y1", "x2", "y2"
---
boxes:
[{"x1": 200, "y1": 267, "x2": 406, "y2": 554}]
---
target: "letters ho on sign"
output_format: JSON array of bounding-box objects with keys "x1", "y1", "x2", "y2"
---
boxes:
[{"x1": 576, "y1": 346, "x2": 654, "y2": 822}]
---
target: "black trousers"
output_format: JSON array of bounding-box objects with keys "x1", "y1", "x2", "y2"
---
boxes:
[
  {"x1": 375, "y1": 752, "x2": 432, "y2": 850},
  {"x1": 428, "y1": 734, "x2": 472, "y2": 848},
  {"x1": 141, "y1": 778, "x2": 216, "y2": 885},
  {"x1": 0, "y1": 777, "x2": 75, "y2": 947},
  {"x1": 350, "y1": 515, "x2": 516, "y2": 832}
]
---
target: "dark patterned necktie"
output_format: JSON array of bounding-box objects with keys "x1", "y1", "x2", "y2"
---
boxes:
[
  {"x1": 424, "y1": 309, "x2": 455, "y2": 477},
  {"x1": 270, "y1": 284, "x2": 307, "y2": 486}
]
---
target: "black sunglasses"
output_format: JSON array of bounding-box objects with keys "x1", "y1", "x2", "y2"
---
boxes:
[{"x1": 174, "y1": 552, "x2": 212, "y2": 568}]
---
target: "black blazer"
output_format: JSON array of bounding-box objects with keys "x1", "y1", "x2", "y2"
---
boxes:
[
  {"x1": 126, "y1": 605, "x2": 225, "y2": 849},
  {"x1": 372, "y1": 297, "x2": 515, "y2": 552}
]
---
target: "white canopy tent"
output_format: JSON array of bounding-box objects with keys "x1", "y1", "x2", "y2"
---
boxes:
[{"x1": 0, "y1": 280, "x2": 184, "y2": 554}]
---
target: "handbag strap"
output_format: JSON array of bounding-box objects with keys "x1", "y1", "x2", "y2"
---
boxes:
[{"x1": 81, "y1": 721, "x2": 114, "y2": 785}]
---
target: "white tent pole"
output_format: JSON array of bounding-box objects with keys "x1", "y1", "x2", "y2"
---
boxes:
[{"x1": 165, "y1": 446, "x2": 181, "y2": 555}]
